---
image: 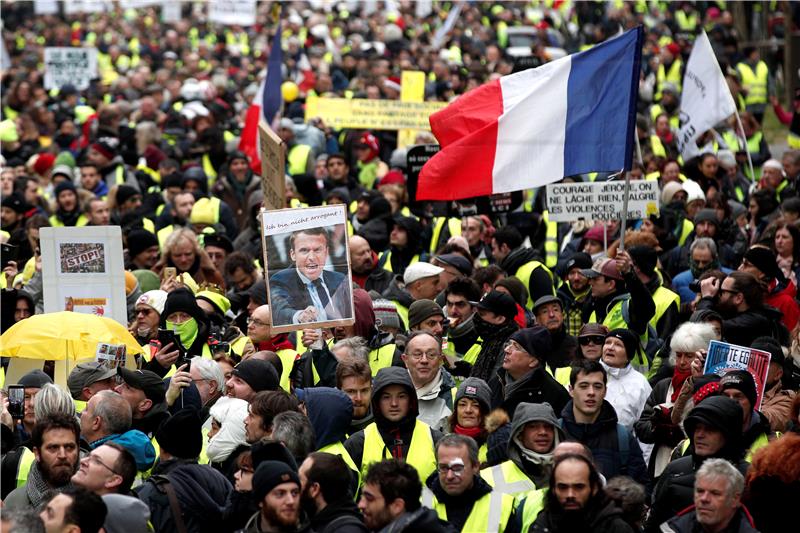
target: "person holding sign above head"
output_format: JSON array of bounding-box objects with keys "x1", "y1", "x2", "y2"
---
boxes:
[{"x1": 270, "y1": 227, "x2": 352, "y2": 327}]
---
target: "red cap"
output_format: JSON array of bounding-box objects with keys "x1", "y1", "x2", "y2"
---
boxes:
[{"x1": 379, "y1": 170, "x2": 405, "y2": 186}]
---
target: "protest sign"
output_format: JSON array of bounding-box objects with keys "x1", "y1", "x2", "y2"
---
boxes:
[
  {"x1": 34, "y1": 0, "x2": 59, "y2": 15},
  {"x1": 406, "y1": 144, "x2": 447, "y2": 216},
  {"x1": 704, "y1": 340, "x2": 771, "y2": 410},
  {"x1": 44, "y1": 47, "x2": 98, "y2": 91},
  {"x1": 545, "y1": 180, "x2": 660, "y2": 222},
  {"x1": 40, "y1": 226, "x2": 127, "y2": 326},
  {"x1": 96, "y1": 343, "x2": 127, "y2": 371},
  {"x1": 305, "y1": 96, "x2": 446, "y2": 131},
  {"x1": 258, "y1": 121, "x2": 286, "y2": 211},
  {"x1": 261, "y1": 205, "x2": 354, "y2": 334},
  {"x1": 162, "y1": 1, "x2": 182, "y2": 23},
  {"x1": 397, "y1": 70, "x2": 429, "y2": 148},
  {"x1": 208, "y1": 0, "x2": 257, "y2": 26},
  {"x1": 63, "y1": 1, "x2": 111, "y2": 15}
]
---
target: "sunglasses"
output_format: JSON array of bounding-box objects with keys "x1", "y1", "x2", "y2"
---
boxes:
[{"x1": 579, "y1": 335, "x2": 605, "y2": 346}]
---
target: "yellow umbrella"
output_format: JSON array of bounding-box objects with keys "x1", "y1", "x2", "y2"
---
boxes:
[{"x1": 0, "y1": 311, "x2": 143, "y2": 360}]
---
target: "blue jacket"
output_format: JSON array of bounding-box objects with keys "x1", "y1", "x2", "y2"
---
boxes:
[{"x1": 672, "y1": 267, "x2": 733, "y2": 304}]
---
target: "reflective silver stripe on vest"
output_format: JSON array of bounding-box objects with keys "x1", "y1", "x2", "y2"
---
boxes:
[
  {"x1": 421, "y1": 486, "x2": 435, "y2": 508},
  {"x1": 485, "y1": 491, "x2": 504, "y2": 533},
  {"x1": 491, "y1": 463, "x2": 535, "y2": 494}
]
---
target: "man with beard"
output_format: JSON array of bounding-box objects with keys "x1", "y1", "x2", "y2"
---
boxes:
[
  {"x1": 337, "y1": 359, "x2": 374, "y2": 434},
  {"x1": 557, "y1": 252, "x2": 592, "y2": 336},
  {"x1": 662, "y1": 209, "x2": 738, "y2": 280},
  {"x1": 358, "y1": 459, "x2": 454, "y2": 532},
  {"x1": 49, "y1": 181, "x2": 88, "y2": 227},
  {"x1": 243, "y1": 460, "x2": 311, "y2": 533},
  {"x1": 38, "y1": 486, "x2": 107, "y2": 533},
  {"x1": 698, "y1": 270, "x2": 787, "y2": 347},
  {"x1": 298, "y1": 452, "x2": 367, "y2": 532},
  {"x1": 349, "y1": 235, "x2": 393, "y2": 294},
  {"x1": 670, "y1": 238, "x2": 731, "y2": 315},
  {"x1": 529, "y1": 453, "x2": 634, "y2": 532},
  {"x1": 4, "y1": 415, "x2": 81, "y2": 511},
  {"x1": 443, "y1": 277, "x2": 481, "y2": 358}
]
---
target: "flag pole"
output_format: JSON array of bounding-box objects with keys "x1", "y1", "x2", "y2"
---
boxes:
[
  {"x1": 733, "y1": 110, "x2": 757, "y2": 183},
  {"x1": 619, "y1": 134, "x2": 645, "y2": 252}
]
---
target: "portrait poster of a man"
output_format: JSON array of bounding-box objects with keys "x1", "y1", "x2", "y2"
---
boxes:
[{"x1": 261, "y1": 205, "x2": 354, "y2": 332}]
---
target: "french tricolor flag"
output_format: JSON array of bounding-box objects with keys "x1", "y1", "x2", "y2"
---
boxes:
[
  {"x1": 418, "y1": 27, "x2": 643, "y2": 200},
  {"x1": 239, "y1": 20, "x2": 284, "y2": 172}
]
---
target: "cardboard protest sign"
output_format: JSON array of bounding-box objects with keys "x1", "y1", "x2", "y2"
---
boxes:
[
  {"x1": 40, "y1": 226, "x2": 127, "y2": 326},
  {"x1": 44, "y1": 47, "x2": 98, "y2": 91},
  {"x1": 704, "y1": 340, "x2": 771, "y2": 410},
  {"x1": 397, "y1": 70, "x2": 429, "y2": 148},
  {"x1": 208, "y1": 0, "x2": 257, "y2": 26},
  {"x1": 545, "y1": 180, "x2": 660, "y2": 222},
  {"x1": 261, "y1": 205, "x2": 354, "y2": 334},
  {"x1": 305, "y1": 96, "x2": 446, "y2": 131},
  {"x1": 258, "y1": 121, "x2": 286, "y2": 211}
]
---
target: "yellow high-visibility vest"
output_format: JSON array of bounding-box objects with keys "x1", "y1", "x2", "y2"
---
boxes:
[{"x1": 360, "y1": 420, "x2": 436, "y2": 483}]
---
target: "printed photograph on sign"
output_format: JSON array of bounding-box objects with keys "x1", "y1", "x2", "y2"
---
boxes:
[
  {"x1": 261, "y1": 205, "x2": 354, "y2": 333},
  {"x1": 95, "y1": 342, "x2": 126, "y2": 370},
  {"x1": 703, "y1": 339, "x2": 771, "y2": 410},
  {"x1": 58, "y1": 242, "x2": 106, "y2": 274}
]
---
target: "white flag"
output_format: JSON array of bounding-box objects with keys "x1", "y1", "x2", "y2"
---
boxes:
[{"x1": 677, "y1": 31, "x2": 737, "y2": 158}]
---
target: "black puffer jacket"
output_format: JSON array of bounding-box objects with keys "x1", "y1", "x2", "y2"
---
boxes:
[
  {"x1": 491, "y1": 366, "x2": 570, "y2": 419},
  {"x1": 498, "y1": 246, "x2": 555, "y2": 304},
  {"x1": 530, "y1": 497, "x2": 635, "y2": 533},
  {"x1": 643, "y1": 396, "x2": 749, "y2": 533}
]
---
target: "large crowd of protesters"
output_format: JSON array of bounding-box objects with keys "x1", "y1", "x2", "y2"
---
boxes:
[{"x1": 1, "y1": 1, "x2": 800, "y2": 532}]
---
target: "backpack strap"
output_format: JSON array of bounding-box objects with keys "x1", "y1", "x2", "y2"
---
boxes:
[
  {"x1": 616, "y1": 424, "x2": 630, "y2": 475},
  {"x1": 156, "y1": 476, "x2": 189, "y2": 533}
]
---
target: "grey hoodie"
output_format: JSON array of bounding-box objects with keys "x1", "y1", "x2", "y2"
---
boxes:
[{"x1": 507, "y1": 402, "x2": 566, "y2": 489}]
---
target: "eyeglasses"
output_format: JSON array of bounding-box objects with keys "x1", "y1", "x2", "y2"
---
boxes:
[
  {"x1": 437, "y1": 463, "x2": 466, "y2": 475},
  {"x1": 86, "y1": 454, "x2": 120, "y2": 476},
  {"x1": 407, "y1": 351, "x2": 440, "y2": 361},
  {"x1": 579, "y1": 336, "x2": 605, "y2": 346},
  {"x1": 720, "y1": 288, "x2": 740, "y2": 295},
  {"x1": 247, "y1": 318, "x2": 269, "y2": 328}
]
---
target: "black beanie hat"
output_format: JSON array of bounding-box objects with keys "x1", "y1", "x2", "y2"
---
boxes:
[
  {"x1": 2, "y1": 192, "x2": 30, "y2": 214},
  {"x1": 127, "y1": 229, "x2": 159, "y2": 258},
  {"x1": 508, "y1": 326, "x2": 552, "y2": 362},
  {"x1": 54, "y1": 180, "x2": 77, "y2": 198},
  {"x1": 116, "y1": 184, "x2": 140, "y2": 205},
  {"x1": 743, "y1": 246, "x2": 782, "y2": 281},
  {"x1": 231, "y1": 359, "x2": 279, "y2": 393},
  {"x1": 252, "y1": 460, "x2": 300, "y2": 503},
  {"x1": 606, "y1": 328, "x2": 640, "y2": 361},
  {"x1": 720, "y1": 369, "x2": 758, "y2": 410},
  {"x1": 155, "y1": 409, "x2": 203, "y2": 459},
  {"x1": 750, "y1": 336, "x2": 786, "y2": 367},
  {"x1": 161, "y1": 288, "x2": 205, "y2": 327}
]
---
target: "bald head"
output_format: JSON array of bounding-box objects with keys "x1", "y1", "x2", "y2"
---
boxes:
[
  {"x1": 349, "y1": 235, "x2": 375, "y2": 275},
  {"x1": 553, "y1": 441, "x2": 593, "y2": 461},
  {"x1": 247, "y1": 305, "x2": 272, "y2": 343}
]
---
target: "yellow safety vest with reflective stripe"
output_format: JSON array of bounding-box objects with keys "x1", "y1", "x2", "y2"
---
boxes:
[
  {"x1": 515, "y1": 260, "x2": 556, "y2": 309},
  {"x1": 142, "y1": 217, "x2": 156, "y2": 234},
  {"x1": 379, "y1": 251, "x2": 420, "y2": 274},
  {"x1": 737, "y1": 61, "x2": 769, "y2": 106},
  {"x1": 230, "y1": 335, "x2": 251, "y2": 360},
  {"x1": 462, "y1": 339, "x2": 483, "y2": 365},
  {"x1": 650, "y1": 285, "x2": 679, "y2": 331},
  {"x1": 394, "y1": 302, "x2": 409, "y2": 330},
  {"x1": 318, "y1": 441, "x2": 361, "y2": 487},
  {"x1": 202, "y1": 154, "x2": 217, "y2": 186},
  {"x1": 480, "y1": 460, "x2": 535, "y2": 497},
  {"x1": 655, "y1": 58, "x2": 683, "y2": 101},
  {"x1": 277, "y1": 348, "x2": 298, "y2": 392},
  {"x1": 368, "y1": 344, "x2": 396, "y2": 376},
  {"x1": 49, "y1": 213, "x2": 89, "y2": 227},
  {"x1": 16, "y1": 448, "x2": 35, "y2": 488},
  {"x1": 788, "y1": 131, "x2": 800, "y2": 149},
  {"x1": 361, "y1": 420, "x2": 437, "y2": 483},
  {"x1": 541, "y1": 211, "x2": 559, "y2": 269},
  {"x1": 422, "y1": 486, "x2": 514, "y2": 533},
  {"x1": 742, "y1": 132, "x2": 765, "y2": 181},
  {"x1": 288, "y1": 144, "x2": 312, "y2": 176},
  {"x1": 546, "y1": 366, "x2": 571, "y2": 389},
  {"x1": 649, "y1": 104, "x2": 680, "y2": 130},
  {"x1": 517, "y1": 488, "x2": 547, "y2": 532},
  {"x1": 430, "y1": 217, "x2": 462, "y2": 254}
]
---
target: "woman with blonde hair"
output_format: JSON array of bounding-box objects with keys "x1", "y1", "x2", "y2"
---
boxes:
[{"x1": 152, "y1": 228, "x2": 225, "y2": 288}]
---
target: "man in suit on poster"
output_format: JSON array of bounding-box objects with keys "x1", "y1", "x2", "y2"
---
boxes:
[{"x1": 269, "y1": 227, "x2": 352, "y2": 326}]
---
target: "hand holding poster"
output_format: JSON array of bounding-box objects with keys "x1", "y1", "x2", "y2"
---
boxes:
[
  {"x1": 545, "y1": 180, "x2": 660, "y2": 222},
  {"x1": 44, "y1": 47, "x2": 98, "y2": 91},
  {"x1": 261, "y1": 205, "x2": 354, "y2": 334},
  {"x1": 703, "y1": 340, "x2": 771, "y2": 410}
]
